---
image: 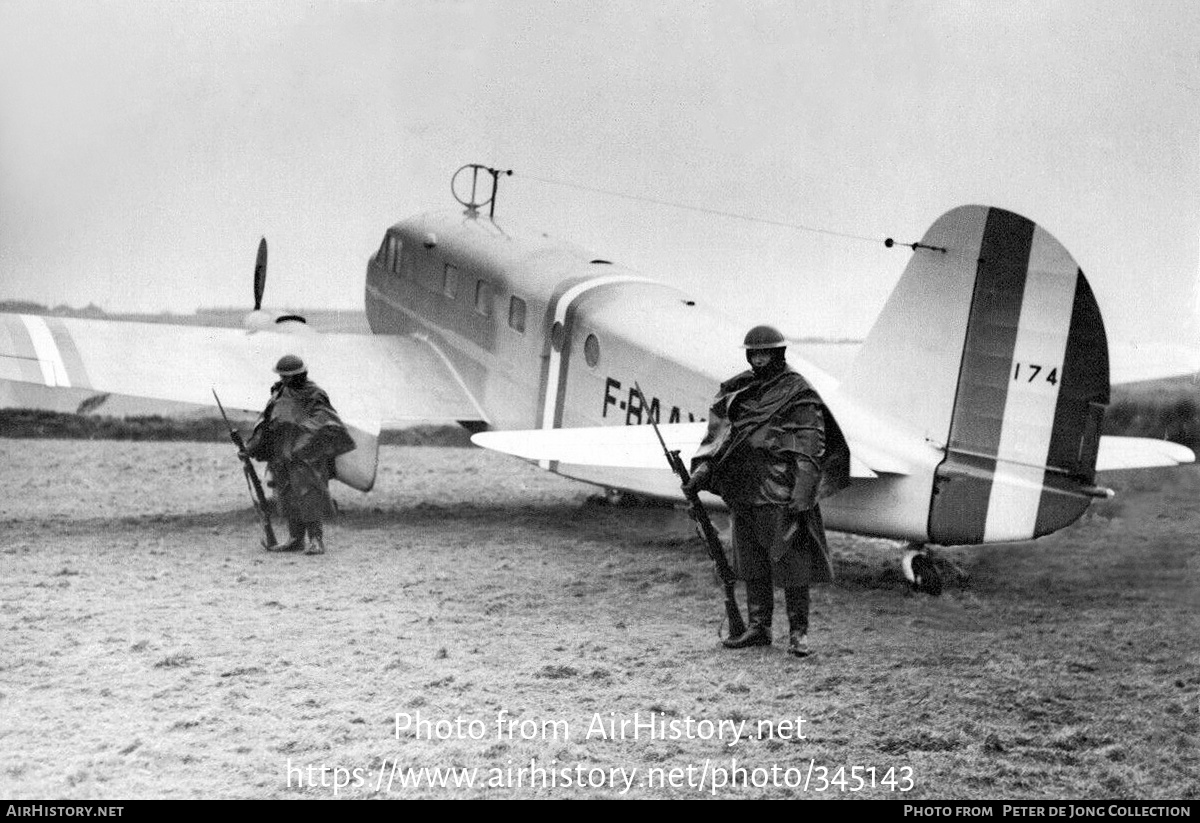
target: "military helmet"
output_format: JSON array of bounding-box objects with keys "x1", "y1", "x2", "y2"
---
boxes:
[
  {"x1": 274, "y1": 354, "x2": 306, "y2": 376},
  {"x1": 741, "y1": 325, "x2": 787, "y2": 350}
]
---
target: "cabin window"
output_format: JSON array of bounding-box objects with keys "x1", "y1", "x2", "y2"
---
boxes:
[
  {"x1": 508, "y1": 296, "x2": 526, "y2": 333},
  {"x1": 474, "y1": 280, "x2": 494, "y2": 316},
  {"x1": 443, "y1": 264, "x2": 459, "y2": 298},
  {"x1": 584, "y1": 333, "x2": 600, "y2": 368}
]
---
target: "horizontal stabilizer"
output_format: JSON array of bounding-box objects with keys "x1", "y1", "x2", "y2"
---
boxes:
[
  {"x1": 1096, "y1": 436, "x2": 1194, "y2": 471},
  {"x1": 471, "y1": 422, "x2": 898, "y2": 478}
]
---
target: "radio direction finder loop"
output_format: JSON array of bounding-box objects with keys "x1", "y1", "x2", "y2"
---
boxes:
[{"x1": 452, "y1": 164, "x2": 513, "y2": 217}]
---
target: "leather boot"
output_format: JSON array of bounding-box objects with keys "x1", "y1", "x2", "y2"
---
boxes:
[
  {"x1": 304, "y1": 521, "x2": 326, "y2": 555},
  {"x1": 723, "y1": 579, "x2": 773, "y2": 648},
  {"x1": 267, "y1": 520, "x2": 306, "y2": 552},
  {"x1": 785, "y1": 586, "x2": 810, "y2": 657}
]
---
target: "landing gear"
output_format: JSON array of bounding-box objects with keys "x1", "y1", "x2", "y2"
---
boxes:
[
  {"x1": 586, "y1": 488, "x2": 668, "y2": 507},
  {"x1": 901, "y1": 543, "x2": 943, "y2": 596}
]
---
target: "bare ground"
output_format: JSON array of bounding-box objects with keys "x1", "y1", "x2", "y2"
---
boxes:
[{"x1": 1, "y1": 440, "x2": 1197, "y2": 799}]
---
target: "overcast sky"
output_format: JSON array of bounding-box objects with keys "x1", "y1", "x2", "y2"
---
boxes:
[{"x1": 1, "y1": 0, "x2": 1198, "y2": 371}]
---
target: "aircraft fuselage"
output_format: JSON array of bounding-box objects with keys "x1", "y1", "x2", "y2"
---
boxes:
[{"x1": 361, "y1": 208, "x2": 936, "y2": 539}]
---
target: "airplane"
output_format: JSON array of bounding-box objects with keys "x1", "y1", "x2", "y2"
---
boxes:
[{"x1": 1, "y1": 163, "x2": 1193, "y2": 594}]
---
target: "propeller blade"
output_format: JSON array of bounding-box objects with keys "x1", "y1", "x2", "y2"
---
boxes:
[{"x1": 253, "y1": 237, "x2": 268, "y2": 311}]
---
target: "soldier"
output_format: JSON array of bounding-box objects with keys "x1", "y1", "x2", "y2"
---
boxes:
[
  {"x1": 244, "y1": 354, "x2": 355, "y2": 555},
  {"x1": 686, "y1": 325, "x2": 849, "y2": 657}
]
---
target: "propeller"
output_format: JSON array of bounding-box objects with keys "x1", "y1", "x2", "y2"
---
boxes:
[
  {"x1": 253, "y1": 237, "x2": 267, "y2": 311},
  {"x1": 244, "y1": 236, "x2": 306, "y2": 331}
]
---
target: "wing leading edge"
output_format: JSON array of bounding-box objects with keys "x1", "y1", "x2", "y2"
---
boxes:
[{"x1": 471, "y1": 422, "x2": 900, "y2": 479}]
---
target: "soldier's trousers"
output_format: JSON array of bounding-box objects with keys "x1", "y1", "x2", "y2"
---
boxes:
[{"x1": 730, "y1": 504, "x2": 811, "y2": 633}]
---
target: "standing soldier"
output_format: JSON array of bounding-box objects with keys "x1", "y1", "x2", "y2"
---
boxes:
[
  {"x1": 244, "y1": 354, "x2": 356, "y2": 555},
  {"x1": 686, "y1": 326, "x2": 849, "y2": 657}
]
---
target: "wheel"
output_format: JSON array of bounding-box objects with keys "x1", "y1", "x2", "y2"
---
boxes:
[{"x1": 910, "y1": 553, "x2": 943, "y2": 596}]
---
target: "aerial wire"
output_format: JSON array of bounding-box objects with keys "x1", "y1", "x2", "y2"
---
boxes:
[{"x1": 512, "y1": 171, "x2": 943, "y2": 252}]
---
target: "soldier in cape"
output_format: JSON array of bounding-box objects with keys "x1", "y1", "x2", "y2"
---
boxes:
[
  {"x1": 244, "y1": 354, "x2": 355, "y2": 555},
  {"x1": 686, "y1": 325, "x2": 850, "y2": 657}
]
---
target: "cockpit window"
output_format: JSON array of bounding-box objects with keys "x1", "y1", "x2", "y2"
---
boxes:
[
  {"x1": 387, "y1": 235, "x2": 404, "y2": 275},
  {"x1": 443, "y1": 264, "x2": 459, "y2": 298}
]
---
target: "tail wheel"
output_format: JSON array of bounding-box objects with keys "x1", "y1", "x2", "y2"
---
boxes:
[
  {"x1": 902, "y1": 546, "x2": 944, "y2": 596},
  {"x1": 910, "y1": 553, "x2": 943, "y2": 596}
]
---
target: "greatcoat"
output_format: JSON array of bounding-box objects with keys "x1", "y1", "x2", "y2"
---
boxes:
[
  {"x1": 246, "y1": 378, "x2": 355, "y2": 524},
  {"x1": 691, "y1": 365, "x2": 850, "y2": 587}
]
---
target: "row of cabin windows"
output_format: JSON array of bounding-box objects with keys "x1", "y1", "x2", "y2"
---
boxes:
[{"x1": 380, "y1": 235, "x2": 526, "y2": 334}]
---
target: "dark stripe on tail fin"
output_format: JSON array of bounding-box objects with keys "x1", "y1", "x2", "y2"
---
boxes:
[
  {"x1": 928, "y1": 208, "x2": 1035, "y2": 545},
  {"x1": 1033, "y1": 270, "x2": 1109, "y2": 537}
]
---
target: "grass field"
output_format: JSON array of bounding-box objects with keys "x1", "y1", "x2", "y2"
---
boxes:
[{"x1": 1, "y1": 439, "x2": 1197, "y2": 799}]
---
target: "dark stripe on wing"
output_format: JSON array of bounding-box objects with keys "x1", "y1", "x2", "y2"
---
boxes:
[{"x1": 46, "y1": 317, "x2": 93, "y2": 390}]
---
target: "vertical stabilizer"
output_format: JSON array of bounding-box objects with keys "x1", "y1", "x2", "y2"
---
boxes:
[{"x1": 841, "y1": 206, "x2": 1109, "y2": 545}]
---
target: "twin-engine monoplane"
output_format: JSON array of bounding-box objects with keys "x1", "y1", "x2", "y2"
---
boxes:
[{"x1": 2, "y1": 164, "x2": 1192, "y2": 591}]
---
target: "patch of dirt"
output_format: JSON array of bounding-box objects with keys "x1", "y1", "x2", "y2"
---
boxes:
[{"x1": 1, "y1": 442, "x2": 1198, "y2": 798}]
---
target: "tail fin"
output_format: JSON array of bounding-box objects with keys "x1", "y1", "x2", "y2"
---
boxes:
[{"x1": 842, "y1": 206, "x2": 1109, "y2": 544}]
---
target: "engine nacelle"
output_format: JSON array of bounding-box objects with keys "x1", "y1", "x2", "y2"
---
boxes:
[{"x1": 243, "y1": 310, "x2": 310, "y2": 333}]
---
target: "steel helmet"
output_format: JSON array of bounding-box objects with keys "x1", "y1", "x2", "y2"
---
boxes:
[
  {"x1": 274, "y1": 354, "x2": 306, "y2": 376},
  {"x1": 741, "y1": 325, "x2": 787, "y2": 350}
]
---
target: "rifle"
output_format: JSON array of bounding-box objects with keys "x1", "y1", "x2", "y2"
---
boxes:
[
  {"x1": 635, "y1": 383, "x2": 746, "y2": 639},
  {"x1": 212, "y1": 389, "x2": 278, "y2": 549}
]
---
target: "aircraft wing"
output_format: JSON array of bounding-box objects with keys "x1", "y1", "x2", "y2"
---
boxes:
[
  {"x1": 0, "y1": 313, "x2": 487, "y2": 490},
  {"x1": 1096, "y1": 436, "x2": 1194, "y2": 470},
  {"x1": 471, "y1": 422, "x2": 901, "y2": 479},
  {"x1": 472, "y1": 427, "x2": 1193, "y2": 478}
]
